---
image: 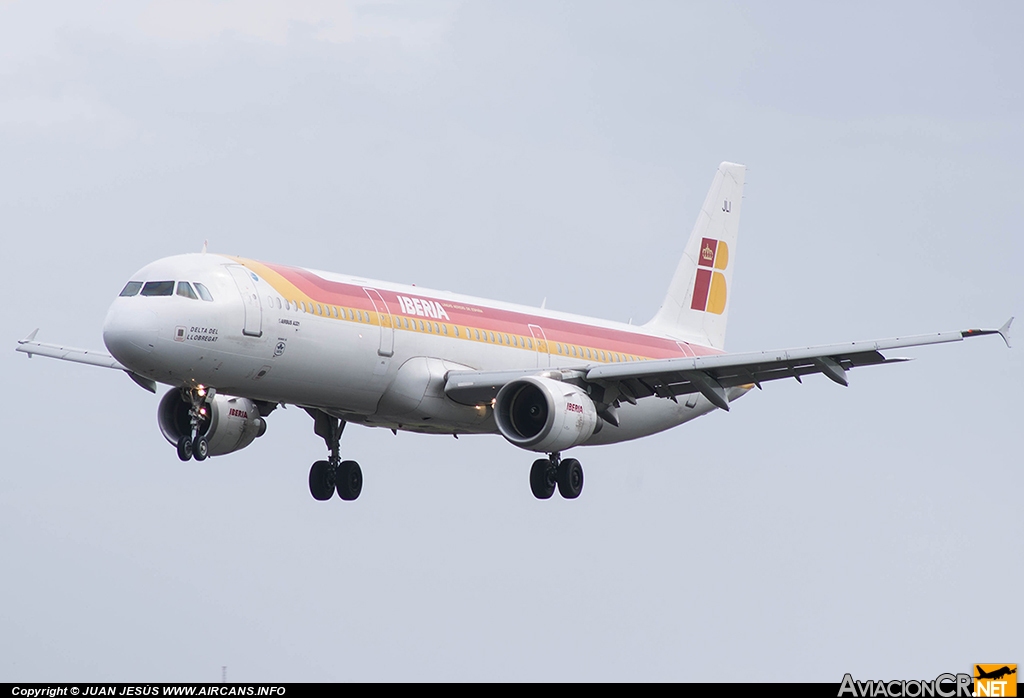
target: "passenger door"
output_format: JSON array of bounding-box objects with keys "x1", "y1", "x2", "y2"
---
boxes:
[{"x1": 226, "y1": 265, "x2": 263, "y2": 337}]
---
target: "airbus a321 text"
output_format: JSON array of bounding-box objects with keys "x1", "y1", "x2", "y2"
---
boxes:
[{"x1": 16, "y1": 163, "x2": 1013, "y2": 501}]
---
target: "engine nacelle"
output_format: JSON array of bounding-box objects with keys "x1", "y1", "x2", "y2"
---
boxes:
[
  {"x1": 494, "y1": 376, "x2": 598, "y2": 453},
  {"x1": 158, "y1": 389, "x2": 266, "y2": 457}
]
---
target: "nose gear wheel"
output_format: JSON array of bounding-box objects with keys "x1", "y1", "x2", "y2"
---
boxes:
[{"x1": 174, "y1": 386, "x2": 213, "y2": 462}]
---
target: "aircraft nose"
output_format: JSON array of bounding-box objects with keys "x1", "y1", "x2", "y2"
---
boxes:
[{"x1": 103, "y1": 300, "x2": 159, "y2": 369}]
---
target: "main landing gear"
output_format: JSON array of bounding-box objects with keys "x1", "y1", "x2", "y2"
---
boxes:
[
  {"x1": 307, "y1": 410, "x2": 362, "y2": 501},
  {"x1": 176, "y1": 387, "x2": 211, "y2": 462},
  {"x1": 530, "y1": 452, "x2": 583, "y2": 500}
]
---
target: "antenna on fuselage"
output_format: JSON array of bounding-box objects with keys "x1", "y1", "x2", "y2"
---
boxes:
[{"x1": 201, "y1": 240, "x2": 208, "y2": 254}]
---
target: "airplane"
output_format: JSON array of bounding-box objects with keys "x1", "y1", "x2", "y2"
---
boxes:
[
  {"x1": 975, "y1": 666, "x2": 1017, "y2": 681},
  {"x1": 15, "y1": 162, "x2": 1013, "y2": 501}
]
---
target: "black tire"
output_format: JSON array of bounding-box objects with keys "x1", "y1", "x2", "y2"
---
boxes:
[
  {"x1": 308, "y1": 460, "x2": 335, "y2": 501},
  {"x1": 530, "y1": 458, "x2": 556, "y2": 499},
  {"x1": 176, "y1": 435, "x2": 193, "y2": 461},
  {"x1": 557, "y1": 458, "x2": 584, "y2": 499},
  {"x1": 192, "y1": 435, "x2": 209, "y2": 462},
  {"x1": 337, "y1": 460, "x2": 362, "y2": 501}
]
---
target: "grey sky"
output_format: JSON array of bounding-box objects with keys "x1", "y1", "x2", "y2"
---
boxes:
[{"x1": 2, "y1": 0, "x2": 1021, "y2": 682}]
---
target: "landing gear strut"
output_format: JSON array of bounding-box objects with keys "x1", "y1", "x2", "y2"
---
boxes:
[
  {"x1": 307, "y1": 409, "x2": 362, "y2": 501},
  {"x1": 530, "y1": 452, "x2": 583, "y2": 500},
  {"x1": 176, "y1": 386, "x2": 212, "y2": 462}
]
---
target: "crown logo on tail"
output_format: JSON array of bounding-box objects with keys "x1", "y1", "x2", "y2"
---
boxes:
[{"x1": 692, "y1": 237, "x2": 729, "y2": 315}]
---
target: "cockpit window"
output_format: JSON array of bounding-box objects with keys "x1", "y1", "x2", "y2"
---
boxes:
[
  {"x1": 176, "y1": 282, "x2": 199, "y2": 300},
  {"x1": 141, "y1": 281, "x2": 175, "y2": 297},
  {"x1": 193, "y1": 282, "x2": 214, "y2": 302},
  {"x1": 119, "y1": 281, "x2": 143, "y2": 297}
]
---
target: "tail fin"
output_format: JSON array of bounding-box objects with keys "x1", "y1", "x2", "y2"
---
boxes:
[{"x1": 645, "y1": 162, "x2": 746, "y2": 349}]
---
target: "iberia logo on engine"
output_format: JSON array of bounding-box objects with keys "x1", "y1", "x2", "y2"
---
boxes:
[{"x1": 691, "y1": 237, "x2": 729, "y2": 315}]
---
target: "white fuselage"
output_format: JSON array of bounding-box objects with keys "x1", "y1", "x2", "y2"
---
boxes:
[{"x1": 102, "y1": 253, "x2": 740, "y2": 447}]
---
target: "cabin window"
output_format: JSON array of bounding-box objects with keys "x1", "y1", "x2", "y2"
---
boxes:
[
  {"x1": 119, "y1": 281, "x2": 142, "y2": 297},
  {"x1": 442, "y1": 324, "x2": 448, "y2": 335},
  {"x1": 141, "y1": 281, "x2": 174, "y2": 297},
  {"x1": 585, "y1": 348, "x2": 592, "y2": 359},
  {"x1": 404, "y1": 318, "x2": 410, "y2": 329},
  {"x1": 427, "y1": 322, "x2": 433, "y2": 333},
  {"x1": 193, "y1": 283, "x2": 214, "y2": 302},
  {"x1": 570, "y1": 346, "x2": 576, "y2": 357},
  {"x1": 557, "y1": 343, "x2": 563, "y2": 354},
  {"x1": 511, "y1": 335, "x2": 518, "y2": 347},
  {"x1": 488, "y1": 332, "x2": 495, "y2": 343},
  {"x1": 527, "y1": 338, "x2": 533, "y2": 349},
  {"x1": 600, "y1": 351, "x2": 606, "y2": 361},
  {"x1": 453, "y1": 326, "x2": 459, "y2": 337},
  {"x1": 177, "y1": 282, "x2": 199, "y2": 300},
  {"x1": 497, "y1": 333, "x2": 503, "y2": 345},
  {"x1": 474, "y1": 329, "x2": 480, "y2": 340}
]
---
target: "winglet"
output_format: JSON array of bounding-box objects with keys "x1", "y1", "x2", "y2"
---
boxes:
[
  {"x1": 998, "y1": 316, "x2": 1013, "y2": 348},
  {"x1": 18, "y1": 328, "x2": 40, "y2": 356},
  {"x1": 961, "y1": 317, "x2": 1013, "y2": 348}
]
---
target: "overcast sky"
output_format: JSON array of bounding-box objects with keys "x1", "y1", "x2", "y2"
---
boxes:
[{"x1": 1, "y1": 0, "x2": 1021, "y2": 682}]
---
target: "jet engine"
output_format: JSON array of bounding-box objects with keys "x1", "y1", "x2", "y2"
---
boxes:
[
  {"x1": 158, "y1": 389, "x2": 267, "y2": 457},
  {"x1": 494, "y1": 376, "x2": 598, "y2": 452}
]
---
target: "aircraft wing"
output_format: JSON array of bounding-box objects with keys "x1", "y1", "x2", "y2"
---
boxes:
[
  {"x1": 445, "y1": 319, "x2": 1013, "y2": 410},
  {"x1": 16, "y1": 330, "x2": 158, "y2": 393}
]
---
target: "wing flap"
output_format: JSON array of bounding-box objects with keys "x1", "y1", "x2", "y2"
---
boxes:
[{"x1": 443, "y1": 323, "x2": 1010, "y2": 408}]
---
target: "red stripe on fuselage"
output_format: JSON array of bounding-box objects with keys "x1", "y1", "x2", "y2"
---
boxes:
[{"x1": 259, "y1": 261, "x2": 720, "y2": 360}]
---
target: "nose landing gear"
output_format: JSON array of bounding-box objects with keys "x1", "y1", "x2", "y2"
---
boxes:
[
  {"x1": 176, "y1": 386, "x2": 212, "y2": 462},
  {"x1": 530, "y1": 452, "x2": 583, "y2": 500},
  {"x1": 306, "y1": 409, "x2": 362, "y2": 501}
]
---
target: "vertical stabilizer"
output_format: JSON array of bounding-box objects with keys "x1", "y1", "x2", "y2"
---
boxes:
[{"x1": 644, "y1": 162, "x2": 746, "y2": 349}]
